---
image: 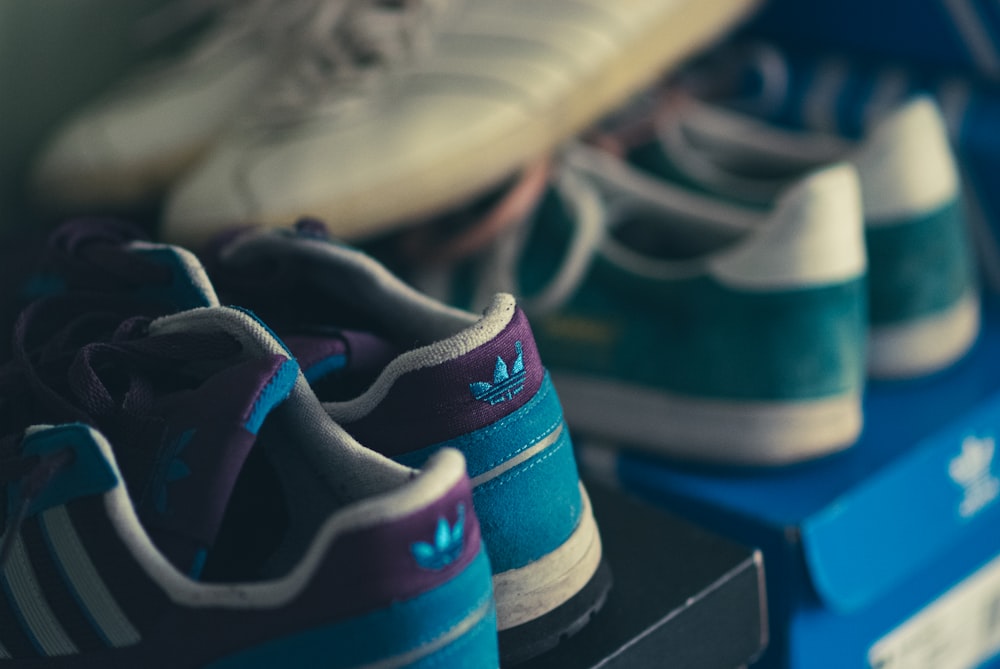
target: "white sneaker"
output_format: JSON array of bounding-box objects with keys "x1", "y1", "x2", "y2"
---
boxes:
[
  {"x1": 31, "y1": 0, "x2": 319, "y2": 208},
  {"x1": 162, "y1": 0, "x2": 762, "y2": 246}
]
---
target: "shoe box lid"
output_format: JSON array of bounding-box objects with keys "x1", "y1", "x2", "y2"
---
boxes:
[{"x1": 580, "y1": 298, "x2": 1000, "y2": 665}]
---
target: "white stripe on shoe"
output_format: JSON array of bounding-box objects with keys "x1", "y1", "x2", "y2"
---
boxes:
[
  {"x1": 1, "y1": 533, "x2": 77, "y2": 656},
  {"x1": 40, "y1": 506, "x2": 141, "y2": 648}
]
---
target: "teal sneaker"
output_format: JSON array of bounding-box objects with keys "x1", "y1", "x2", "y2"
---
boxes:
[
  {"x1": 409, "y1": 150, "x2": 869, "y2": 466},
  {"x1": 205, "y1": 222, "x2": 610, "y2": 663},
  {"x1": 623, "y1": 89, "x2": 980, "y2": 379}
]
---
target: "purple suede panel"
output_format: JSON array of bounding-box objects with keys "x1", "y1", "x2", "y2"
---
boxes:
[
  {"x1": 31, "y1": 478, "x2": 481, "y2": 668},
  {"x1": 141, "y1": 354, "x2": 290, "y2": 571},
  {"x1": 342, "y1": 308, "x2": 544, "y2": 455}
]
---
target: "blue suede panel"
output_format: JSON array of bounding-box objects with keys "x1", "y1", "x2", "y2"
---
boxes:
[
  {"x1": 399, "y1": 603, "x2": 498, "y2": 669},
  {"x1": 204, "y1": 549, "x2": 497, "y2": 669},
  {"x1": 395, "y1": 374, "x2": 565, "y2": 477},
  {"x1": 244, "y1": 358, "x2": 300, "y2": 434},
  {"x1": 133, "y1": 247, "x2": 217, "y2": 309},
  {"x1": 394, "y1": 374, "x2": 583, "y2": 574},
  {"x1": 474, "y1": 427, "x2": 583, "y2": 573}
]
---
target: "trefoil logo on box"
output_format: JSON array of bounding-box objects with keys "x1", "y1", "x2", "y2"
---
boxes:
[{"x1": 949, "y1": 434, "x2": 1000, "y2": 519}]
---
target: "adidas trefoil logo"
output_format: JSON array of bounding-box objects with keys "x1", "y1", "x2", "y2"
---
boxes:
[
  {"x1": 949, "y1": 434, "x2": 1000, "y2": 519},
  {"x1": 151, "y1": 429, "x2": 194, "y2": 515},
  {"x1": 411, "y1": 504, "x2": 465, "y2": 571},
  {"x1": 469, "y1": 340, "x2": 526, "y2": 406}
]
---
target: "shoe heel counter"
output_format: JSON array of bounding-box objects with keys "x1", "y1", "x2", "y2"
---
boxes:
[
  {"x1": 710, "y1": 162, "x2": 867, "y2": 291},
  {"x1": 853, "y1": 95, "x2": 961, "y2": 221},
  {"x1": 205, "y1": 546, "x2": 498, "y2": 669},
  {"x1": 339, "y1": 304, "x2": 550, "y2": 456},
  {"x1": 398, "y1": 374, "x2": 586, "y2": 574},
  {"x1": 469, "y1": 388, "x2": 584, "y2": 573},
  {"x1": 208, "y1": 476, "x2": 498, "y2": 668}
]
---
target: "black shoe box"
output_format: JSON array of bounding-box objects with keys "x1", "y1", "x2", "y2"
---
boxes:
[{"x1": 515, "y1": 481, "x2": 768, "y2": 669}]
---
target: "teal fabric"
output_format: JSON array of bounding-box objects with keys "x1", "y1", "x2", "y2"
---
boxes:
[
  {"x1": 11, "y1": 425, "x2": 119, "y2": 520},
  {"x1": 627, "y1": 138, "x2": 976, "y2": 333},
  {"x1": 866, "y1": 198, "x2": 975, "y2": 326},
  {"x1": 518, "y1": 188, "x2": 578, "y2": 299},
  {"x1": 627, "y1": 141, "x2": 771, "y2": 208},
  {"x1": 399, "y1": 603, "x2": 498, "y2": 669},
  {"x1": 472, "y1": 424, "x2": 581, "y2": 572},
  {"x1": 205, "y1": 549, "x2": 497, "y2": 669},
  {"x1": 396, "y1": 375, "x2": 584, "y2": 573},
  {"x1": 532, "y1": 258, "x2": 867, "y2": 401}
]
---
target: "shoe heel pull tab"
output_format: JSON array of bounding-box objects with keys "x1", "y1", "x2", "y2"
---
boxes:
[{"x1": 2, "y1": 425, "x2": 118, "y2": 566}]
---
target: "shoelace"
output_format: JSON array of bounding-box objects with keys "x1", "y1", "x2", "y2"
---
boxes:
[
  {"x1": 396, "y1": 159, "x2": 554, "y2": 266},
  {"x1": 388, "y1": 151, "x2": 607, "y2": 314},
  {"x1": 0, "y1": 303, "x2": 242, "y2": 565},
  {"x1": 0, "y1": 222, "x2": 243, "y2": 566},
  {"x1": 253, "y1": 0, "x2": 454, "y2": 122}
]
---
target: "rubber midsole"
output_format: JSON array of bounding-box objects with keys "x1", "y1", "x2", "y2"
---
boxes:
[{"x1": 493, "y1": 484, "x2": 602, "y2": 631}]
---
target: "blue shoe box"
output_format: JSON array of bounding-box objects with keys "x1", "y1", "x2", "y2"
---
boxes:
[{"x1": 579, "y1": 299, "x2": 1000, "y2": 668}]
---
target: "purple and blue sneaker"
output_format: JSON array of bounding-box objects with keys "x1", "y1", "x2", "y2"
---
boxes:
[
  {"x1": 0, "y1": 225, "x2": 499, "y2": 667},
  {"x1": 205, "y1": 220, "x2": 610, "y2": 664}
]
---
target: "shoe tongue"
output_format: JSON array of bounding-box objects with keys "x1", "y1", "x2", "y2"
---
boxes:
[
  {"x1": 281, "y1": 328, "x2": 399, "y2": 399},
  {"x1": 514, "y1": 179, "x2": 597, "y2": 307},
  {"x1": 137, "y1": 352, "x2": 299, "y2": 578}
]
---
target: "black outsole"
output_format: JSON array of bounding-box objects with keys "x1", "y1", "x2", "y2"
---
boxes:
[{"x1": 498, "y1": 557, "x2": 614, "y2": 666}]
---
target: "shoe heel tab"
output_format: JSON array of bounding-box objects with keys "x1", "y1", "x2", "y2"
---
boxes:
[
  {"x1": 17, "y1": 424, "x2": 122, "y2": 515},
  {"x1": 853, "y1": 95, "x2": 960, "y2": 220},
  {"x1": 710, "y1": 163, "x2": 866, "y2": 290}
]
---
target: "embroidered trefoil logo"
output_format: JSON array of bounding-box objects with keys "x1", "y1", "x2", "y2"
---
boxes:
[
  {"x1": 949, "y1": 434, "x2": 1000, "y2": 519},
  {"x1": 151, "y1": 429, "x2": 194, "y2": 515},
  {"x1": 469, "y1": 341, "x2": 526, "y2": 405},
  {"x1": 411, "y1": 504, "x2": 465, "y2": 570}
]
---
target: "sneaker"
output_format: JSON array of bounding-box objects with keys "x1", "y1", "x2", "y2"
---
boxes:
[
  {"x1": 406, "y1": 147, "x2": 869, "y2": 465},
  {"x1": 162, "y1": 0, "x2": 763, "y2": 247},
  {"x1": 0, "y1": 287, "x2": 498, "y2": 666},
  {"x1": 617, "y1": 76, "x2": 980, "y2": 378},
  {"x1": 656, "y1": 40, "x2": 1000, "y2": 299},
  {"x1": 205, "y1": 221, "x2": 610, "y2": 663},
  {"x1": 31, "y1": 0, "x2": 303, "y2": 209}
]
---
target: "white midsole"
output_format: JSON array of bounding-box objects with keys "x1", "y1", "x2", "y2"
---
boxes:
[
  {"x1": 553, "y1": 373, "x2": 862, "y2": 465},
  {"x1": 493, "y1": 484, "x2": 602, "y2": 631},
  {"x1": 869, "y1": 291, "x2": 980, "y2": 378}
]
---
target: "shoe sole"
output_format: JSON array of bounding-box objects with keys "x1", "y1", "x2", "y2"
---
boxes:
[
  {"x1": 165, "y1": 0, "x2": 762, "y2": 246},
  {"x1": 493, "y1": 484, "x2": 609, "y2": 664},
  {"x1": 868, "y1": 290, "x2": 980, "y2": 378},
  {"x1": 553, "y1": 373, "x2": 863, "y2": 465},
  {"x1": 498, "y1": 557, "x2": 613, "y2": 666}
]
